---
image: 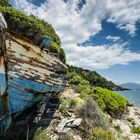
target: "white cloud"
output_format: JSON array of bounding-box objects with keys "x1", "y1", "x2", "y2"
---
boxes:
[
  {"x1": 106, "y1": 36, "x2": 121, "y2": 42},
  {"x1": 106, "y1": 0, "x2": 140, "y2": 36},
  {"x1": 65, "y1": 43, "x2": 140, "y2": 69},
  {"x1": 15, "y1": 0, "x2": 140, "y2": 69}
]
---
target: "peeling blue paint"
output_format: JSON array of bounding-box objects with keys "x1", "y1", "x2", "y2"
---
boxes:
[
  {"x1": 0, "y1": 73, "x2": 7, "y2": 94},
  {"x1": 8, "y1": 77, "x2": 52, "y2": 93},
  {"x1": 0, "y1": 30, "x2": 66, "y2": 135}
]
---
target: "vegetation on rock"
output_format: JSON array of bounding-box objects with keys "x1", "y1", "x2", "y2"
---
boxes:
[
  {"x1": 33, "y1": 128, "x2": 49, "y2": 140},
  {"x1": 67, "y1": 72, "x2": 127, "y2": 117},
  {"x1": 0, "y1": 0, "x2": 9, "y2": 7},
  {"x1": 92, "y1": 87, "x2": 127, "y2": 117},
  {"x1": 67, "y1": 65, "x2": 123, "y2": 90},
  {"x1": 78, "y1": 97, "x2": 109, "y2": 134},
  {"x1": 0, "y1": 2, "x2": 66, "y2": 62},
  {"x1": 131, "y1": 127, "x2": 140, "y2": 134},
  {"x1": 87, "y1": 127, "x2": 116, "y2": 140}
]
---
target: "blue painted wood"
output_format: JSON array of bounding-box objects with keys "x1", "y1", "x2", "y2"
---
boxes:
[
  {"x1": 8, "y1": 77, "x2": 52, "y2": 93},
  {"x1": 40, "y1": 37, "x2": 51, "y2": 47},
  {"x1": 0, "y1": 73, "x2": 7, "y2": 95},
  {"x1": 0, "y1": 115, "x2": 12, "y2": 136},
  {"x1": 8, "y1": 87, "x2": 41, "y2": 112}
]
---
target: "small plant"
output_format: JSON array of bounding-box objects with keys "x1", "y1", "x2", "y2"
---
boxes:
[
  {"x1": 33, "y1": 128, "x2": 49, "y2": 140},
  {"x1": 58, "y1": 96, "x2": 67, "y2": 114},
  {"x1": 68, "y1": 75, "x2": 83, "y2": 85},
  {"x1": 69, "y1": 99, "x2": 77, "y2": 109},
  {"x1": 78, "y1": 96, "x2": 109, "y2": 134},
  {"x1": 131, "y1": 127, "x2": 140, "y2": 134},
  {"x1": 80, "y1": 92, "x2": 87, "y2": 99},
  {"x1": 59, "y1": 105, "x2": 66, "y2": 114},
  {"x1": 87, "y1": 127, "x2": 116, "y2": 140}
]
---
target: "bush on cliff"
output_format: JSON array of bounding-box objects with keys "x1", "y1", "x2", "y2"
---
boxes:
[
  {"x1": 91, "y1": 87, "x2": 127, "y2": 117},
  {"x1": 68, "y1": 72, "x2": 83, "y2": 85},
  {"x1": 68, "y1": 70, "x2": 127, "y2": 117}
]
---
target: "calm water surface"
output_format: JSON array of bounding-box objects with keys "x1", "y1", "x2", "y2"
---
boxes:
[{"x1": 117, "y1": 90, "x2": 140, "y2": 107}]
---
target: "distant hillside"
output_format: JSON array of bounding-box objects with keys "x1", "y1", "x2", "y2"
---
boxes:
[
  {"x1": 120, "y1": 83, "x2": 140, "y2": 90},
  {"x1": 67, "y1": 65, "x2": 123, "y2": 91}
]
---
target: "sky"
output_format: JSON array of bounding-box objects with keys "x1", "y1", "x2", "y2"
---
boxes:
[{"x1": 8, "y1": 0, "x2": 140, "y2": 84}]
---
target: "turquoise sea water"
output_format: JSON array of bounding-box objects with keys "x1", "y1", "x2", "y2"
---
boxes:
[{"x1": 116, "y1": 90, "x2": 140, "y2": 107}]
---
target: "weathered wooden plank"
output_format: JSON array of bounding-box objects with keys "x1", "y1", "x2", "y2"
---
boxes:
[{"x1": 0, "y1": 13, "x2": 67, "y2": 135}]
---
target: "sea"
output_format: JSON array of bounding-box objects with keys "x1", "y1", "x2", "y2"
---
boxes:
[{"x1": 116, "y1": 90, "x2": 140, "y2": 107}]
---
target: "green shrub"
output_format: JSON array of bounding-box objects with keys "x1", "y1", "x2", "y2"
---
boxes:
[
  {"x1": 69, "y1": 99, "x2": 77, "y2": 109},
  {"x1": 78, "y1": 84, "x2": 93, "y2": 95},
  {"x1": 58, "y1": 96, "x2": 68, "y2": 114},
  {"x1": 59, "y1": 48, "x2": 66, "y2": 63},
  {"x1": 87, "y1": 127, "x2": 116, "y2": 140},
  {"x1": 91, "y1": 87, "x2": 127, "y2": 117},
  {"x1": 0, "y1": 0, "x2": 9, "y2": 7},
  {"x1": 80, "y1": 79, "x2": 90, "y2": 85},
  {"x1": 68, "y1": 75, "x2": 83, "y2": 85},
  {"x1": 49, "y1": 41, "x2": 59, "y2": 53},
  {"x1": 80, "y1": 92, "x2": 87, "y2": 99},
  {"x1": 78, "y1": 96, "x2": 109, "y2": 134},
  {"x1": 131, "y1": 127, "x2": 140, "y2": 133},
  {"x1": 58, "y1": 105, "x2": 66, "y2": 114}
]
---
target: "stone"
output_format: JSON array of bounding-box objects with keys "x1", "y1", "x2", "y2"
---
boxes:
[{"x1": 72, "y1": 118, "x2": 82, "y2": 126}]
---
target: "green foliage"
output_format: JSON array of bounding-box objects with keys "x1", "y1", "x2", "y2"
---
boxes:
[
  {"x1": 69, "y1": 99, "x2": 77, "y2": 109},
  {"x1": 92, "y1": 87, "x2": 127, "y2": 117},
  {"x1": 68, "y1": 74, "x2": 83, "y2": 85},
  {"x1": 0, "y1": 5, "x2": 66, "y2": 62},
  {"x1": 59, "y1": 48, "x2": 66, "y2": 63},
  {"x1": 0, "y1": 0, "x2": 9, "y2": 7},
  {"x1": 67, "y1": 69, "x2": 127, "y2": 117},
  {"x1": 79, "y1": 83, "x2": 93, "y2": 94},
  {"x1": 131, "y1": 127, "x2": 140, "y2": 134},
  {"x1": 0, "y1": 6, "x2": 60, "y2": 45},
  {"x1": 49, "y1": 41, "x2": 60, "y2": 53},
  {"x1": 58, "y1": 105, "x2": 66, "y2": 114},
  {"x1": 80, "y1": 92, "x2": 87, "y2": 99},
  {"x1": 58, "y1": 96, "x2": 77, "y2": 114},
  {"x1": 58, "y1": 96, "x2": 68, "y2": 114},
  {"x1": 67, "y1": 65, "x2": 122, "y2": 90},
  {"x1": 87, "y1": 127, "x2": 116, "y2": 140},
  {"x1": 80, "y1": 79, "x2": 90, "y2": 85}
]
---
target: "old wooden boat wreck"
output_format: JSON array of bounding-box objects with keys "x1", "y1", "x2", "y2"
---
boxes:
[{"x1": 0, "y1": 13, "x2": 66, "y2": 135}]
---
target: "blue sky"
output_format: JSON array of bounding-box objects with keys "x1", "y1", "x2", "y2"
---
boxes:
[{"x1": 9, "y1": 0, "x2": 140, "y2": 84}]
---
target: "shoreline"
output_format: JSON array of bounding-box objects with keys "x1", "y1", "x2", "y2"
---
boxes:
[{"x1": 113, "y1": 106, "x2": 140, "y2": 140}]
